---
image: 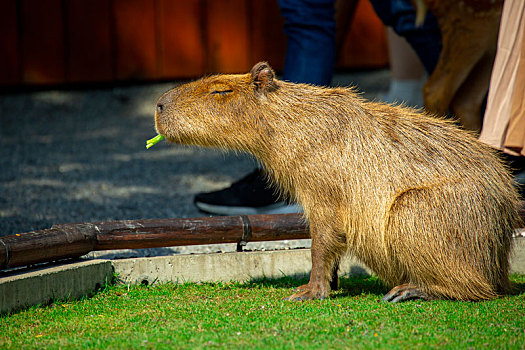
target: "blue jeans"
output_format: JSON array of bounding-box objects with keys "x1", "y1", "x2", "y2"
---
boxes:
[
  {"x1": 278, "y1": 0, "x2": 336, "y2": 85},
  {"x1": 278, "y1": 0, "x2": 442, "y2": 84}
]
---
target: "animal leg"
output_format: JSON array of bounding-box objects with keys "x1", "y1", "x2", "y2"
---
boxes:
[
  {"x1": 424, "y1": 37, "x2": 486, "y2": 117},
  {"x1": 285, "y1": 224, "x2": 344, "y2": 301},
  {"x1": 423, "y1": 10, "x2": 500, "y2": 117},
  {"x1": 382, "y1": 284, "x2": 434, "y2": 303},
  {"x1": 450, "y1": 51, "x2": 495, "y2": 132},
  {"x1": 295, "y1": 259, "x2": 339, "y2": 292}
]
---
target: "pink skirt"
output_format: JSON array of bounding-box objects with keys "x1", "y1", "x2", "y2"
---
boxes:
[{"x1": 479, "y1": 0, "x2": 525, "y2": 156}]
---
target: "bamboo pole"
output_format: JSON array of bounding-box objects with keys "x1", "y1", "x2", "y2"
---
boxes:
[{"x1": 0, "y1": 214, "x2": 309, "y2": 269}]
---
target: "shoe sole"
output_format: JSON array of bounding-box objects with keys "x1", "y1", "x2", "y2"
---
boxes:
[{"x1": 194, "y1": 201, "x2": 303, "y2": 216}]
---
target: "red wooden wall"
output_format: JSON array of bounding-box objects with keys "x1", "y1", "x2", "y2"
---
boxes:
[{"x1": 0, "y1": 0, "x2": 388, "y2": 87}]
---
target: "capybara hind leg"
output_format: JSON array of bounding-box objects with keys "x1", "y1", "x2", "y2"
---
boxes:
[
  {"x1": 285, "y1": 225, "x2": 344, "y2": 301},
  {"x1": 382, "y1": 284, "x2": 434, "y2": 303}
]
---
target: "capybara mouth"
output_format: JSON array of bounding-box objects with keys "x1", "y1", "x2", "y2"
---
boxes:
[{"x1": 153, "y1": 108, "x2": 170, "y2": 142}]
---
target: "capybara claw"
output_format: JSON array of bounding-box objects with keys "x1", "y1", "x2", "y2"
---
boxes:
[
  {"x1": 383, "y1": 284, "x2": 431, "y2": 303},
  {"x1": 284, "y1": 288, "x2": 327, "y2": 301},
  {"x1": 294, "y1": 284, "x2": 310, "y2": 293}
]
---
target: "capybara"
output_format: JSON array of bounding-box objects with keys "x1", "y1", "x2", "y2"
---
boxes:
[{"x1": 154, "y1": 62, "x2": 521, "y2": 302}]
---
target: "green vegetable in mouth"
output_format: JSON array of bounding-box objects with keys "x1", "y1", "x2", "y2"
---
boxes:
[{"x1": 146, "y1": 134, "x2": 165, "y2": 149}]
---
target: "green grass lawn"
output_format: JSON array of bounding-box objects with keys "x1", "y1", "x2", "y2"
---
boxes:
[{"x1": 1, "y1": 275, "x2": 524, "y2": 349}]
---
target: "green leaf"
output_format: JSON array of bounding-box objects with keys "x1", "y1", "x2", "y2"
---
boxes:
[{"x1": 146, "y1": 134, "x2": 165, "y2": 149}]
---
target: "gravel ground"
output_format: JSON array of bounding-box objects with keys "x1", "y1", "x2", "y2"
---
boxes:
[{"x1": 0, "y1": 69, "x2": 390, "y2": 258}]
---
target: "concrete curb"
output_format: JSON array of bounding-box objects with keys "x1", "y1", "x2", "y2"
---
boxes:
[
  {"x1": 111, "y1": 248, "x2": 370, "y2": 286},
  {"x1": 1, "y1": 237, "x2": 524, "y2": 315},
  {"x1": 1, "y1": 260, "x2": 113, "y2": 314}
]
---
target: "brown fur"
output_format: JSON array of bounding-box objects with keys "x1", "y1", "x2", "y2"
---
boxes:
[
  {"x1": 420, "y1": 0, "x2": 503, "y2": 132},
  {"x1": 154, "y1": 62, "x2": 521, "y2": 301}
]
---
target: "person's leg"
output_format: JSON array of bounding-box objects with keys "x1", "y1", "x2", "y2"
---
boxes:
[
  {"x1": 387, "y1": 27, "x2": 424, "y2": 81},
  {"x1": 279, "y1": 0, "x2": 336, "y2": 85},
  {"x1": 380, "y1": 27, "x2": 425, "y2": 106},
  {"x1": 370, "y1": 0, "x2": 442, "y2": 75}
]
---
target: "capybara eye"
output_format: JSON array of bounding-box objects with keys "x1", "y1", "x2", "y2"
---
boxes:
[{"x1": 211, "y1": 90, "x2": 233, "y2": 96}]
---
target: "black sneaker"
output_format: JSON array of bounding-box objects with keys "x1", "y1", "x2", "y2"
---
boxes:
[{"x1": 193, "y1": 169, "x2": 302, "y2": 215}]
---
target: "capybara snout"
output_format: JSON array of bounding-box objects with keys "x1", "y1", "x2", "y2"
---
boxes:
[{"x1": 155, "y1": 63, "x2": 277, "y2": 150}]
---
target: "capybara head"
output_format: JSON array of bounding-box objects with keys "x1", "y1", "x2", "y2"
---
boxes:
[{"x1": 155, "y1": 62, "x2": 277, "y2": 150}]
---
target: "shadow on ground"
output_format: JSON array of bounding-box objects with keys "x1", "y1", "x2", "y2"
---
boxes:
[
  {"x1": 510, "y1": 278, "x2": 525, "y2": 296},
  {"x1": 239, "y1": 274, "x2": 525, "y2": 300},
  {"x1": 235, "y1": 274, "x2": 389, "y2": 298}
]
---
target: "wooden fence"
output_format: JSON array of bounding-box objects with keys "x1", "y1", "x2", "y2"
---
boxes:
[
  {"x1": 0, "y1": 214, "x2": 310, "y2": 269},
  {"x1": 0, "y1": 0, "x2": 388, "y2": 87}
]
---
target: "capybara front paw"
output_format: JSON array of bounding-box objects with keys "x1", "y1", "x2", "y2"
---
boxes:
[
  {"x1": 294, "y1": 284, "x2": 310, "y2": 292},
  {"x1": 284, "y1": 286, "x2": 328, "y2": 301},
  {"x1": 382, "y1": 283, "x2": 432, "y2": 303}
]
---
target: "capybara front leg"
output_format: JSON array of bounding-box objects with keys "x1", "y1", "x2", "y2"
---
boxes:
[
  {"x1": 382, "y1": 284, "x2": 434, "y2": 303},
  {"x1": 285, "y1": 226, "x2": 343, "y2": 301},
  {"x1": 293, "y1": 260, "x2": 338, "y2": 292}
]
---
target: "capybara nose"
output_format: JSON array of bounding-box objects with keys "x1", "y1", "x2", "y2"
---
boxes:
[{"x1": 155, "y1": 90, "x2": 173, "y2": 115}]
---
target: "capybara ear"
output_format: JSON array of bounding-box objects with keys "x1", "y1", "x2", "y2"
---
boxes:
[{"x1": 251, "y1": 62, "x2": 276, "y2": 93}]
